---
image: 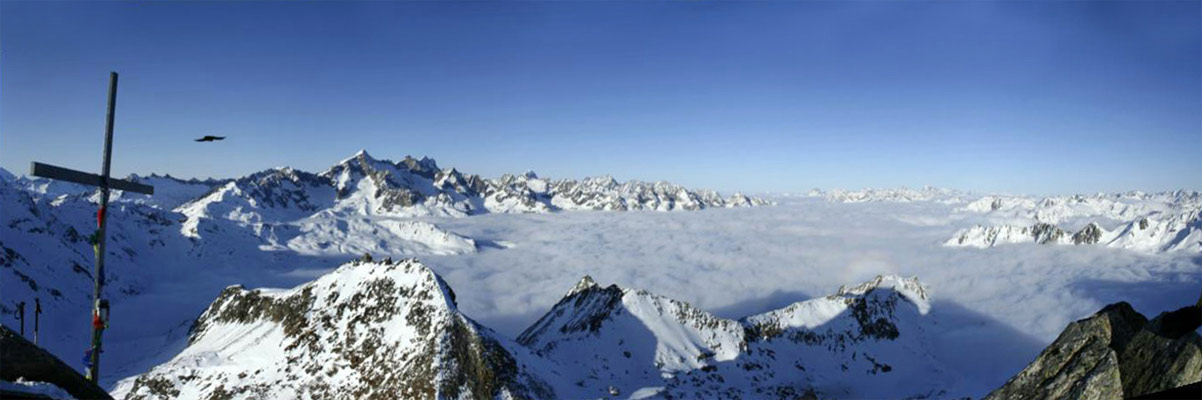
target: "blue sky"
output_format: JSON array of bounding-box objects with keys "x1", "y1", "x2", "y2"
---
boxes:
[{"x1": 1, "y1": 1, "x2": 1198, "y2": 195}]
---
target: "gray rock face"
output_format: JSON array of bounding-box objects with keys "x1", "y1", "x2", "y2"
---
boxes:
[
  {"x1": 985, "y1": 302, "x2": 1202, "y2": 400},
  {"x1": 1072, "y1": 223, "x2": 1104, "y2": 245},
  {"x1": 1031, "y1": 223, "x2": 1067, "y2": 245},
  {"x1": 1118, "y1": 306, "x2": 1202, "y2": 396}
]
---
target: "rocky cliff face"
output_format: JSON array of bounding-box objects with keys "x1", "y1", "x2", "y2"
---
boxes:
[{"x1": 985, "y1": 301, "x2": 1202, "y2": 400}]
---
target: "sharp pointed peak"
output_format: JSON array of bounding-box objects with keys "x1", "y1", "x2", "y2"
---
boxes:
[
  {"x1": 335, "y1": 149, "x2": 378, "y2": 166},
  {"x1": 567, "y1": 275, "x2": 600, "y2": 296}
]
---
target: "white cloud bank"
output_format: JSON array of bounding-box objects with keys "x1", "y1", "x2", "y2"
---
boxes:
[{"x1": 412, "y1": 197, "x2": 1200, "y2": 347}]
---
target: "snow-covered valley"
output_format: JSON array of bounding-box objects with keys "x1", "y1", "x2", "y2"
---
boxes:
[{"x1": 1, "y1": 152, "x2": 1199, "y2": 399}]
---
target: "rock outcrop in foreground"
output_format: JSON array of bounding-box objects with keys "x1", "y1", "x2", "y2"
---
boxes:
[
  {"x1": 0, "y1": 325, "x2": 113, "y2": 400},
  {"x1": 985, "y1": 299, "x2": 1202, "y2": 400}
]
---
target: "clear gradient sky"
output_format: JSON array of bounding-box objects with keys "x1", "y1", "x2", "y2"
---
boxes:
[{"x1": 1, "y1": 1, "x2": 1198, "y2": 195}]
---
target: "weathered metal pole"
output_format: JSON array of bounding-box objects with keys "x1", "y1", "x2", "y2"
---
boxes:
[
  {"x1": 34, "y1": 298, "x2": 41, "y2": 345},
  {"x1": 88, "y1": 71, "x2": 119, "y2": 382}
]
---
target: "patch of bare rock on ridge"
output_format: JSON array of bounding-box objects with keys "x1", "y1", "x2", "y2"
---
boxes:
[{"x1": 985, "y1": 296, "x2": 1202, "y2": 400}]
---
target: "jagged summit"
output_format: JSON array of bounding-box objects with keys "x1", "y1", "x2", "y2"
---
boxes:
[
  {"x1": 343, "y1": 148, "x2": 372, "y2": 163},
  {"x1": 834, "y1": 273, "x2": 931, "y2": 314},
  {"x1": 566, "y1": 274, "x2": 599, "y2": 296}
]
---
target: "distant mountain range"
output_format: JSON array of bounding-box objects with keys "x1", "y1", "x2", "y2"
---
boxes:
[
  {"x1": 944, "y1": 192, "x2": 1202, "y2": 253},
  {"x1": 8, "y1": 150, "x2": 767, "y2": 219},
  {"x1": 0, "y1": 150, "x2": 769, "y2": 391}
]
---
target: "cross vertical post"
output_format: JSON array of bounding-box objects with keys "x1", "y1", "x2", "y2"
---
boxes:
[
  {"x1": 29, "y1": 71, "x2": 153, "y2": 384},
  {"x1": 88, "y1": 71, "x2": 119, "y2": 383},
  {"x1": 34, "y1": 298, "x2": 41, "y2": 345}
]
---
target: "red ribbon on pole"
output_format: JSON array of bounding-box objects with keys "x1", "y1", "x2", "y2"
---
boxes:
[{"x1": 96, "y1": 206, "x2": 105, "y2": 228}]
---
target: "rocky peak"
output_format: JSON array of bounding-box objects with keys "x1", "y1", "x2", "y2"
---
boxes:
[
  {"x1": 985, "y1": 301, "x2": 1201, "y2": 400},
  {"x1": 123, "y1": 258, "x2": 553, "y2": 400},
  {"x1": 1031, "y1": 222, "x2": 1067, "y2": 244},
  {"x1": 1072, "y1": 222, "x2": 1106, "y2": 245},
  {"x1": 566, "y1": 275, "x2": 599, "y2": 297},
  {"x1": 835, "y1": 274, "x2": 931, "y2": 314},
  {"x1": 516, "y1": 277, "x2": 625, "y2": 347}
]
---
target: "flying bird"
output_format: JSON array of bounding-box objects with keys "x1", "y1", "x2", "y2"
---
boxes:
[{"x1": 194, "y1": 136, "x2": 225, "y2": 142}]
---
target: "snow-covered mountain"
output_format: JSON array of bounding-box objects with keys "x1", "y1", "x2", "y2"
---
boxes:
[
  {"x1": 946, "y1": 192, "x2": 1202, "y2": 253},
  {"x1": 173, "y1": 150, "x2": 766, "y2": 222},
  {"x1": 812, "y1": 186, "x2": 969, "y2": 204},
  {"x1": 115, "y1": 258, "x2": 555, "y2": 400},
  {"x1": 116, "y1": 256, "x2": 979, "y2": 399},
  {"x1": 518, "y1": 273, "x2": 952, "y2": 399},
  {"x1": 956, "y1": 192, "x2": 1202, "y2": 224},
  {"x1": 515, "y1": 275, "x2": 749, "y2": 397}
]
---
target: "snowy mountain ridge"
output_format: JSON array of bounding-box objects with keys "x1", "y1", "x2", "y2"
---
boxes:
[
  {"x1": 5, "y1": 150, "x2": 768, "y2": 219},
  {"x1": 115, "y1": 258, "x2": 968, "y2": 399},
  {"x1": 946, "y1": 191, "x2": 1202, "y2": 253},
  {"x1": 810, "y1": 186, "x2": 970, "y2": 204}
]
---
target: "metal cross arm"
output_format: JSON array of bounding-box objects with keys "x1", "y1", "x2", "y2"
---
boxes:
[{"x1": 30, "y1": 162, "x2": 154, "y2": 195}]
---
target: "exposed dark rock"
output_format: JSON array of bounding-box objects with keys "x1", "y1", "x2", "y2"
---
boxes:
[
  {"x1": 986, "y1": 301, "x2": 1202, "y2": 400},
  {"x1": 1072, "y1": 223, "x2": 1104, "y2": 245},
  {"x1": 0, "y1": 325, "x2": 114, "y2": 400},
  {"x1": 1118, "y1": 306, "x2": 1202, "y2": 396},
  {"x1": 1031, "y1": 223, "x2": 1067, "y2": 244}
]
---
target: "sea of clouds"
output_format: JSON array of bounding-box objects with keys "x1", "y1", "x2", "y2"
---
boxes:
[
  {"x1": 408, "y1": 197, "x2": 1201, "y2": 343},
  {"x1": 389, "y1": 196, "x2": 1199, "y2": 393}
]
